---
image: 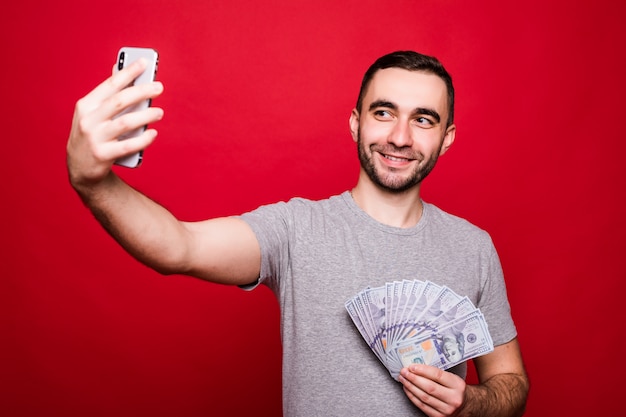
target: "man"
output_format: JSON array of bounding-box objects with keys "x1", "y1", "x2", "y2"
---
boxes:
[{"x1": 67, "y1": 50, "x2": 529, "y2": 416}]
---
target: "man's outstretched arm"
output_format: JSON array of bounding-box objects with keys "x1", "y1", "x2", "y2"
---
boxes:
[{"x1": 67, "y1": 58, "x2": 261, "y2": 286}]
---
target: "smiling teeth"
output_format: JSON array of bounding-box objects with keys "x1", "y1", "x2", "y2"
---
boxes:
[{"x1": 385, "y1": 155, "x2": 409, "y2": 162}]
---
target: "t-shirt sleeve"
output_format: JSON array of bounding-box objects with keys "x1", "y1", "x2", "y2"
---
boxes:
[
  {"x1": 238, "y1": 201, "x2": 292, "y2": 292},
  {"x1": 477, "y1": 237, "x2": 518, "y2": 346}
]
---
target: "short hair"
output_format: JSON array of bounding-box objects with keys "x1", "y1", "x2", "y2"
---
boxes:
[{"x1": 356, "y1": 51, "x2": 455, "y2": 128}]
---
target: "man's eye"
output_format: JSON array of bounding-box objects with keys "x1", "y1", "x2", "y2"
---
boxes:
[
  {"x1": 374, "y1": 110, "x2": 392, "y2": 119},
  {"x1": 415, "y1": 117, "x2": 434, "y2": 126}
]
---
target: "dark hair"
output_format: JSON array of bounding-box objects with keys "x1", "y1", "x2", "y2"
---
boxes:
[{"x1": 356, "y1": 51, "x2": 455, "y2": 127}]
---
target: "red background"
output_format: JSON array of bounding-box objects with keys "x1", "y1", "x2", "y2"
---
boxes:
[{"x1": 2, "y1": 1, "x2": 625, "y2": 415}]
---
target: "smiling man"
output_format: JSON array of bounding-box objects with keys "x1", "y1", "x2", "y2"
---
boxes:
[{"x1": 67, "y1": 50, "x2": 529, "y2": 416}]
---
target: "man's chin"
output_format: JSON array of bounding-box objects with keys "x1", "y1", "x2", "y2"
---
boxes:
[{"x1": 374, "y1": 175, "x2": 420, "y2": 193}]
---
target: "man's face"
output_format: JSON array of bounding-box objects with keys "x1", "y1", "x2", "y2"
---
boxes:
[{"x1": 350, "y1": 68, "x2": 455, "y2": 192}]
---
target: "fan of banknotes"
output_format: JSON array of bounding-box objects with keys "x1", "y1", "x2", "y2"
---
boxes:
[{"x1": 345, "y1": 279, "x2": 494, "y2": 380}]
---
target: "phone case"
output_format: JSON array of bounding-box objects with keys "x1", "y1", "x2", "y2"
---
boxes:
[{"x1": 113, "y1": 47, "x2": 159, "y2": 168}]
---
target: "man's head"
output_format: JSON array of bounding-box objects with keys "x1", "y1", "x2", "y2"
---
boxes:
[
  {"x1": 356, "y1": 51, "x2": 455, "y2": 128},
  {"x1": 350, "y1": 51, "x2": 456, "y2": 193}
]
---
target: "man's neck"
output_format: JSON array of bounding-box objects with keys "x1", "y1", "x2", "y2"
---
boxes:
[{"x1": 350, "y1": 176, "x2": 424, "y2": 229}]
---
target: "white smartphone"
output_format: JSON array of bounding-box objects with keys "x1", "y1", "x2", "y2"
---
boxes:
[{"x1": 113, "y1": 47, "x2": 159, "y2": 168}]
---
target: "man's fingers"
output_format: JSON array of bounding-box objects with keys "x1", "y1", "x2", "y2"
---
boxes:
[
  {"x1": 79, "y1": 58, "x2": 149, "y2": 113},
  {"x1": 94, "y1": 80, "x2": 163, "y2": 122},
  {"x1": 404, "y1": 364, "x2": 456, "y2": 388},
  {"x1": 97, "y1": 128, "x2": 160, "y2": 163},
  {"x1": 101, "y1": 106, "x2": 164, "y2": 141},
  {"x1": 399, "y1": 365, "x2": 466, "y2": 416}
]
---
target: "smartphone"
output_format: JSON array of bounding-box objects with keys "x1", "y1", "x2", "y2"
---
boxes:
[{"x1": 113, "y1": 47, "x2": 159, "y2": 168}]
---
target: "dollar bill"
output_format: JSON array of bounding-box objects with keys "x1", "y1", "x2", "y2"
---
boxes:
[{"x1": 393, "y1": 310, "x2": 494, "y2": 377}]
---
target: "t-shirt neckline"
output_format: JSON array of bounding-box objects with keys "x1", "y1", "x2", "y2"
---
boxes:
[{"x1": 339, "y1": 191, "x2": 429, "y2": 236}]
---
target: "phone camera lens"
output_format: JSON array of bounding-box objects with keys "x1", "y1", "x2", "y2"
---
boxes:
[{"x1": 118, "y1": 52, "x2": 125, "y2": 70}]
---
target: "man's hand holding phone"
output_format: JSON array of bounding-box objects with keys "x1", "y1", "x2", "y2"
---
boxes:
[{"x1": 66, "y1": 55, "x2": 164, "y2": 193}]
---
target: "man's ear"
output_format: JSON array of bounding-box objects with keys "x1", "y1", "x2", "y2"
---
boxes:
[
  {"x1": 349, "y1": 108, "x2": 360, "y2": 142},
  {"x1": 439, "y1": 124, "x2": 456, "y2": 156}
]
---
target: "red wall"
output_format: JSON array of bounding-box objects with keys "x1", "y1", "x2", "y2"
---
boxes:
[{"x1": 2, "y1": 1, "x2": 625, "y2": 415}]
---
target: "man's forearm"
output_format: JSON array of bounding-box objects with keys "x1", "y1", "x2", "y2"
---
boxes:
[
  {"x1": 73, "y1": 171, "x2": 190, "y2": 275},
  {"x1": 460, "y1": 373, "x2": 529, "y2": 417}
]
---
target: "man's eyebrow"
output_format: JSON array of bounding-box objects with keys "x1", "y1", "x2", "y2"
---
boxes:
[{"x1": 368, "y1": 100, "x2": 397, "y2": 111}]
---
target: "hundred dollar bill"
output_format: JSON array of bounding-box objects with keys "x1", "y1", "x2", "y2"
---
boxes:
[
  {"x1": 391, "y1": 280, "x2": 425, "y2": 346},
  {"x1": 386, "y1": 281, "x2": 411, "y2": 346},
  {"x1": 416, "y1": 286, "x2": 462, "y2": 325},
  {"x1": 386, "y1": 281, "x2": 445, "y2": 378},
  {"x1": 392, "y1": 310, "x2": 494, "y2": 379},
  {"x1": 396, "y1": 291, "x2": 471, "y2": 343},
  {"x1": 422, "y1": 297, "x2": 478, "y2": 336},
  {"x1": 390, "y1": 281, "x2": 440, "y2": 343},
  {"x1": 361, "y1": 286, "x2": 387, "y2": 357}
]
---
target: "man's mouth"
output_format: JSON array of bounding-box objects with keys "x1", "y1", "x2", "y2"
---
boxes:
[{"x1": 382, "y1": 154, "x2": 412, "y2": 163}]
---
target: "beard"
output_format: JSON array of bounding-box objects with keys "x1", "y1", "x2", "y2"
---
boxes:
[{"x1": 357, "y1": 129, "x2": 441, "y2": 193}]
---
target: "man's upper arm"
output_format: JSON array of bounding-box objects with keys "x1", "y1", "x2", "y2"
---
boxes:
[
  {"x1": 473, "y1": 338, "x2": 527, "y2": 382},
  {"x1": 181, "y1": 217, "x2": 262, "y2": 286}
]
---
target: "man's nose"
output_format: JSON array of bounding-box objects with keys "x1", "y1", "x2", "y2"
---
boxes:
[{"x1": 387, "y1": 120, "x2": 413, "y2": 147}]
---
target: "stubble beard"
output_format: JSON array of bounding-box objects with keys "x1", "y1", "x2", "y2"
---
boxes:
[{"x1": 357, "y1": 129, "x2": 441, "y2": 193}]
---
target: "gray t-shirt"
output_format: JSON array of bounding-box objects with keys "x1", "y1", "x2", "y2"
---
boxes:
[{"x1": 240, "y1": 192, "x2": 516, "y2": 416}]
